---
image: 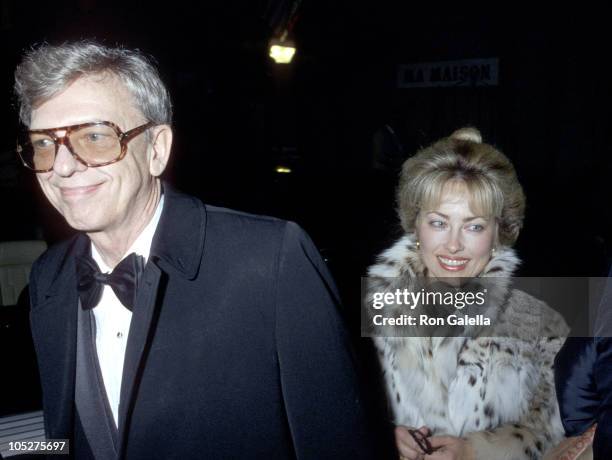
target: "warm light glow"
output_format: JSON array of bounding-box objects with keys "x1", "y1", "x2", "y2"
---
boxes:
[
  {"x1": 275, "y1": 166, "x2": 292, "y2": 174},
  {"x1": 269, "y1": 44, "x2": 296, "y2": 64}
]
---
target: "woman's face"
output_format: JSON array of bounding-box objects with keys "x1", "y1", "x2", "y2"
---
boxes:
[{"x1": 416, "y1": 182, "x2": 497, "y2": 278}]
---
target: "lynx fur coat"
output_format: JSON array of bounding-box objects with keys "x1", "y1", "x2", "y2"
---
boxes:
[{"x1": 367, "y1": 234, "x2": 569, "y2": 459}]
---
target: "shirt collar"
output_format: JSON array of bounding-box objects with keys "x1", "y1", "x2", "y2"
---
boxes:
[{"x1": 91, "y1": 195, "x2": 165, "y2": 273}]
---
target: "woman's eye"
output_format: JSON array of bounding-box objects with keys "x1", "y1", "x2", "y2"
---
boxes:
[
  {"x1": 429, "y1": 220, "x2": 446, "y2": 228},
  {"x1": 467, "y1": 224, "x2": 484, "y2": 232}
]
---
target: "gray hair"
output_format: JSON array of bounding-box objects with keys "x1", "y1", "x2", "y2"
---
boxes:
[{"x1": 14, "y1": 40, "x2": 172, "y2": 127}]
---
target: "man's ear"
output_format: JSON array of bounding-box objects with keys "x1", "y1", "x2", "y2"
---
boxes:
[{"x1": 148, "y1": 124, "x2": 173, "y2": 177}]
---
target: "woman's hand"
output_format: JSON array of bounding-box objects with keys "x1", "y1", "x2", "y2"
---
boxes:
[
  {"x1": 395, "y1": 425, "x2": 431, "y2": 460},
  {"x1": 425, "y1": 435, "x2": 475, "y2": 460}
]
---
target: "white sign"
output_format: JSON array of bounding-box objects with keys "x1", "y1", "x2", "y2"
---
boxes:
[{"x1": 398, "y1": 58, "x2": 499, "y2": 88}]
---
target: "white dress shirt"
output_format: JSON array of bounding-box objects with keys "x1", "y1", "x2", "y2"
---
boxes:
[{"x1": 90, "y1": 196, "x2": 164, "y2": 428}]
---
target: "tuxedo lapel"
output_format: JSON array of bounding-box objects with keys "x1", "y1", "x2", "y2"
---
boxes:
[
  {"x1": 30, "y1": 235, "x2": 89, "y2": 440},
  {"x1": 32, "y1": 276, "x2": 78, "y2": 439},
  {"x1": 147, "y1": 184, "x2": 207, "y2": 280},
  {"x1": 75, "y1": 305, "x2": 118, "y2": 460},
  {"x1": 108, "y1": 185, "x2": 208, "y2": 457},
  {"x1": 116, "y1": 260, "x2": 162, "y2": 458}
]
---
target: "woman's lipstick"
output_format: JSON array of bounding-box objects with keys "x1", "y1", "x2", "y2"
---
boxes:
[{"x1": 437, "y1": 255, "x2": 469, "y2": 272}]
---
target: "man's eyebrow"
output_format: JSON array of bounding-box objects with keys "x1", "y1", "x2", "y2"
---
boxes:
[{"x1": 426, "y1": 211, "x2": 487, "y2": 222}]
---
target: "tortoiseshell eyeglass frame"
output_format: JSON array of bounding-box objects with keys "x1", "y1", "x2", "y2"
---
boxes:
[{"x1": 16, "y1": 120, "x2": 155, "y2": 173}]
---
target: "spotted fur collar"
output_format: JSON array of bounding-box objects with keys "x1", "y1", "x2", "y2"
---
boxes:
[
  {"x1": 366, "y1": 234, "x2": 521, "y2": 338},
  {"x1": 367, "y1": 233, "x2": 520, "y2": 280}
]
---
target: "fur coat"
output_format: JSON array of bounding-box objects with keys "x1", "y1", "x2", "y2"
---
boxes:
[{"x1": 367, "y1": 234, "x2": 569, "y2": 460}]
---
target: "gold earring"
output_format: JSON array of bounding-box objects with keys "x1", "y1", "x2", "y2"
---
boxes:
[
  {"x1": 416, "y1": 241, "x2": 420, "y2": 250},
  {"x1": 491, "y1": 247, "x2": 496, "y2": 256}
]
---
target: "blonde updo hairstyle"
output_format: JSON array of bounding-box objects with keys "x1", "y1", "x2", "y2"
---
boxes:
[{"x1": 397, "y1": 128, "x2": 525, "y2": 247}]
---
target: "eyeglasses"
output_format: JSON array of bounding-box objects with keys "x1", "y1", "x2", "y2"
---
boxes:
[
  {"x1": 407, "y1": 429, "x2": 434, "y2": 455},
  {"x1": 16, "y1": 121, "x2": 155, "y2": 173}
]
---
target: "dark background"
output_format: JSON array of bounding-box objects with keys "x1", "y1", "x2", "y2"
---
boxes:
[{"x1": 0, "y1": 0, "x2": 610, "y2": 442}]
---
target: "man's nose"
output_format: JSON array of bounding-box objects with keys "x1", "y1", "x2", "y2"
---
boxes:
[
  {"x1": 444, "y1": 229, "x2": 464, "y2": 253},
  {"x1": 52, "y1": 144, "x2": 87, "y2": 177}
]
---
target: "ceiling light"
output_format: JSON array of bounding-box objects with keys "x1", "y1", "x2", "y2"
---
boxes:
[{"x1": 269, "y1": 40, "x2": 296, "y2": 64}]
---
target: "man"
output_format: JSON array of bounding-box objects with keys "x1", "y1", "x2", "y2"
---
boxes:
[
  {"x1": 554, "y1": 268, "x2": 612, "y2": 457},
  {"x1": 15, "y1": 41, "x2": 375, "y2": 459}
]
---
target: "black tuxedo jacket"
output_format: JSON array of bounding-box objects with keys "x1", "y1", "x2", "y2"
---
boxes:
[
  {"x1": 554, "y1": 268, "x2": 612, "y2": 458},
  {"x1": 555, "y1": 337, "x2": 612, "y2": 458},
  {"x1": 29, "y1": 187, "x2": 376, "y2": 459}
]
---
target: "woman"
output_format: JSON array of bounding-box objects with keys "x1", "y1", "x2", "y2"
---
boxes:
[{"x1": 367, "y1": 128, "x2": 569, "y2": 459}]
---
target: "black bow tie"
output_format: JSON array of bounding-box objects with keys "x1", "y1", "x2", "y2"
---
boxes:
[{"x1": 77, "y1": 252, "x2": 145, "y2": 311}]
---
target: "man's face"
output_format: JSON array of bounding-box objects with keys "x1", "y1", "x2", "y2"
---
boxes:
[{"x1": 30, "y1": 74, "x2": 157, "y2": 235}]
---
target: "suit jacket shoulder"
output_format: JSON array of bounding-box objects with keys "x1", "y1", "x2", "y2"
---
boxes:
[{"x1": 207, "y1": 203, "x2": 341, "y2": 303}]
